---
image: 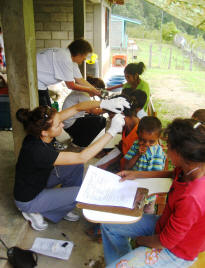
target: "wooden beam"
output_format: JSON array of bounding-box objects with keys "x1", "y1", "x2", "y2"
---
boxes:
[
  {"x1": 73, "y1": 0, "x2": 86, "y2": 77},
  {"x1": 73, "y1": 0, "x2": 85, "y2": 40},
  {"x1": 1, "y1": 0, "x2": 38, "y2": 159}
]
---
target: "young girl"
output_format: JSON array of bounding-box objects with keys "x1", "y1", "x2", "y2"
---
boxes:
[
  {"x1": 107, "y1": 62, "x2": 150, "y2": 112},
  {"x1": 122, "y1": 62, "x2": 150, "y2": 111},
  {"x1": 101, "y1": 118, "x2": 205, "y2": 267},
  {"x1": 14, "y1": 97, "x2": 129, "y2": 231},
  {"x1": 98, "y1": 89, "x2": 147, "y2": 172},
  {"x1": 192, "y1": 109, "x2": 205, "y2": 123}
]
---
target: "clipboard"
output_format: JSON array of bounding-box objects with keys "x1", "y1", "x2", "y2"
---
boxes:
[{"x1": 77, "y1": 187, "x2": 148, "y2": 217}]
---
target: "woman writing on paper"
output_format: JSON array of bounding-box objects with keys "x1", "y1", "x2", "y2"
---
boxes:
[
  {"x1": 14, "y1": 97, "x2": 129, "y2": 231},
  {"x1": 101, "y1": 119, "x2": 205, "y2": 268}
]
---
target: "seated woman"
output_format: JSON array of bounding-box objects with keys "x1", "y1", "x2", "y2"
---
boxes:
[
  {"x1": 14, "y1": 97, "x2": 129, "y2": 231},
  {"x1": 108, "y1": 62, "x2": 150, "y2": 112},
  {"x1": 101, "y1": 118, "x2": 205, "y2": 268},
  {"x1": 62, "y1": 76, "x2": 106, "y2": 147}
]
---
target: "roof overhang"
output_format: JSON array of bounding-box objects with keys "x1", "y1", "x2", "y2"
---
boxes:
[{"x1": 144, "y1": 0, "x2": 205, "y2": 31}]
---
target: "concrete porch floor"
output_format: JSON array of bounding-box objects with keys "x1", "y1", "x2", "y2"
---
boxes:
[{"x1": 0, "y1": 130, "x2": 104, "y2": 268}]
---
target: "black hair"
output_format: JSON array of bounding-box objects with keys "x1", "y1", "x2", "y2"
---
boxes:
[
  {"x1": 192, "y1": 109, "x2": 205, "y2": 124},
  {"x1": 68, "y1": 39, "x2": 92, "y2": 57},
  {"x1": 87, "y1": 76, "x2": 105, "y2": 89},
  {"x1": 124, "y1": 62, "x2": 145, "y2": 76},
  {"x1": 165, "y1": 118, "x2": 205, "y2": 163},
  {"x1": 137, "y1": 116, "x2": 162, "y2": 136},
  {"x1": 122, "y1": 88, "x2": 147, "y2": 109},
  {"x1": 16, "y1": 106, "x2": 57, "y2": 138}
]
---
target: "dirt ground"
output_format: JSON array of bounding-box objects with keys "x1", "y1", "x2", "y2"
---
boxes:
[{"x1": 149, "y1": 74, "x2": 205, "y2": 123}]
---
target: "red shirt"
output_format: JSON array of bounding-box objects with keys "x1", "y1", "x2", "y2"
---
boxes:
[
  {"x1": 155, "y1": 168, "x2": 205, "y2": 260},
  {"x1": 120, "y1": 124, "x2": 138, "y2": 169}
]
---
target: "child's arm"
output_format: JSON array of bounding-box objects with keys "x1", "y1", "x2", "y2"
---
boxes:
[
  {"x1": 124, "y1": 154, "x2": 140, "y2": 169},
  {"x1": 98, "y1": 153, "x2": 123, "y2": 170}
]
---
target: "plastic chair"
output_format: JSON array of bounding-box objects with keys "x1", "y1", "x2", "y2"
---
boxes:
[{"x1": 82, "y1": 177, "x2": 172, "y2": 224}]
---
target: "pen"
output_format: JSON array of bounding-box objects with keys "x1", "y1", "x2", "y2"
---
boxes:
[{"x1": 61, "y1": 232, "x2": 70, "y2": 241}]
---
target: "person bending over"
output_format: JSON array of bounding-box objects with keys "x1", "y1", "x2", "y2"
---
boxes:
[
  {"x1": 62, "y1": 76, "x2": 106, "y2": 147},
  {"x1": 37, "y1": 39, "x2": 101, "y2": 107},
  {"x1": 14, "y1": 97, "x2": 129, "y2": 231}
]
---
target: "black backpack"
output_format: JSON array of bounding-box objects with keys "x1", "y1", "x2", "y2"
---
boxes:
[{"x1": 0, "y1": 238, "x2": 38, "y2": 268}]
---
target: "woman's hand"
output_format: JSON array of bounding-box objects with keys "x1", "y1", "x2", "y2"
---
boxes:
[
  {"x1": 107, "y1": 114, "x2": 125, "y2": 137},
  {"x1": 100, "y1": 97, "x2": 130, "y2": 113},
  {"x1": 117, "y1": 170, "x2": 138, "y2": 182}
]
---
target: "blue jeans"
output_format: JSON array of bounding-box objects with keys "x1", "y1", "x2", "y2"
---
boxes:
[
  {"x1": 15, "y1": 164, "x2": 83, "y2": 223},
  {"x1": 101, "y1": 214, "x2": 196, "y2": 267}
]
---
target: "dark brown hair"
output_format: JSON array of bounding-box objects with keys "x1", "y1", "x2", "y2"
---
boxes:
[
  {"x1": 87, "y1": 76, "x2": 105, "y2": 89},
  {"x1": 124, "y1": 62, "x2": 146, "y2": 76},
  {"x1": 16, "y1": 106, "x2": 57, "y2": 138},
  {"x1": 137, "y1": 116, "x2": 162, "y2": 136},
  {"x1": 122, "y1": 88, "x2": 147, "y2": 110},
  {"x1": 192, "y1": 109, "x2": 205, "y2": 124},
  {"x1": 165, "y1": 118, "x2": 205, "y2": 162},
  {"x1": 68, "y1": 39, "x2": 92, "y2": 57}
]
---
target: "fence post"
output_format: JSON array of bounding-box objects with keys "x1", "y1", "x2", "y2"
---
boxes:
[
  {"x1": 158, "y1": 45, "x2": 162, "y2": 68},
  {"x1": 190, "y1": 49, "x2": 193, "y2": 71},
  {"x1": 168, "y1": 47, "x2": 172, "y2": 69},
  {"x1": 149, "y1": 44, "x2": 152, "y2": 68}
]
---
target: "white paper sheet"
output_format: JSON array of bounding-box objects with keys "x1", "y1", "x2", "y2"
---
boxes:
[
  {"x1": 95, "y1": 147, "x2": 121, "y2": 166},
  {"x1": 76, "y1": 165, "x2": 138, "y2": 208},
  {"x1": 31, "y1": 238, "x2": 73, "y2": 260}
]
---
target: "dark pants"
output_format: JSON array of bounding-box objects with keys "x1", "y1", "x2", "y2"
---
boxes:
[
  {"x1": 38, "y1": 89, "x2": 52, "y2": 107},
  {"x1": 65, "y1": 115, "x2": 106, "y2": 147}
]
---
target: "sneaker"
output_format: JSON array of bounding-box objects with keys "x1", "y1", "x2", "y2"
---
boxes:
[
  {"x1": 54, "y1": 141, "x2": 68, "y2": 151},
  {"x1": 64, "y1": 211, "x2": 80, "y2": 222},
  {"x1": 22, "y1": 212, "x2": 48, "y2": 231}
]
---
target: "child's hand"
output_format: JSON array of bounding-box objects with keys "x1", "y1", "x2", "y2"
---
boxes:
[{"x1": 139, "y1": 144, "x2": 147, "y2": 155}]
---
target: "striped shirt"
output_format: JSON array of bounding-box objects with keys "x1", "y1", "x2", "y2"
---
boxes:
[{"x1": 124, "y1": 140, "x2": 166, "y2": 171}]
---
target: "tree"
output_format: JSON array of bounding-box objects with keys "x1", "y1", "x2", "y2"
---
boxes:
[{"x1": 162, "y1": 22, "x2": 178, "y2": 41}]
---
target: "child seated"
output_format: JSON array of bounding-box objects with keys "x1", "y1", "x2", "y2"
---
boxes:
[
  {"x1": 124, "y1": 116, "x2": 166, "y2": 213},
  {"x1": 192, "y1": 109, "x2": 205, "y2": 123},
  {"x1": 98, "y1": 89, "x2": 147, "y2": 172}
]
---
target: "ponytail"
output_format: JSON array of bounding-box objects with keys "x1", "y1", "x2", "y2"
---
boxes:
[
  {"x1": 16, "y1": 106, "x2": 57, "y2": 138},
  {"x1": 124, "y1": 62, "x2": 146, "y2": 76}
]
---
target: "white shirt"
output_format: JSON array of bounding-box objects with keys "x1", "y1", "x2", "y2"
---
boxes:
[
  {"x1": 62, "y1": 91, "x2": 90, "y2": 129},
  {"x1": 37, "y1": 48, "x2": 82, "y2": 90},
  {"x1": 0, "y1": 33, "x2": 4, "y2": 56},
  {"x1": 137, "y1": 109, "x2": 147, "y2": 119}
]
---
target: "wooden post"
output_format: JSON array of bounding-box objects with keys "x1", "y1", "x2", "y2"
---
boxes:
[
  {"x1": 73, "y1": 0, "x2": 86, "y2": 78},
  {"x1": 168, "y1": 47, "x2": 172, "y2": 69},
  {"x1": 1, "y1": 0, "x2": 38, "y2": 159},
  {"x1": 190, "y1": 49, "x2": 193, "y2": 71},
  {"x1": 158, "y1": 45, "x2": 162, "y2": 68},
  {"x1": 149, "y1": 44, "x2": 152, "y2": 68}
]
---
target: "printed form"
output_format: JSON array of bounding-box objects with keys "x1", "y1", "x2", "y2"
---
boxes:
[{"x1": 76, "y1": 165, "x2": 138, "y2": 208}]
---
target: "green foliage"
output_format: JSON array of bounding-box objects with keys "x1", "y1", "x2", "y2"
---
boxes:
[
  {"x1": 112, "y1": 0, "x2": 204, "y2": 36},
  {"x1": 162, "y1": 22, "x2": 178, "y2": 41}
]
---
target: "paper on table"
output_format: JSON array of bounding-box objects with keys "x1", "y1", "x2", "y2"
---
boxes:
[
  {"x1": 95, "y1": 147, "x2": 121, "y2": 166},
  {"x1": 31, "y1": 238, "x2": 73, "y2": 260},
  {"x1": 76, "y1": 165, "x2": 138, "y2": 208}
]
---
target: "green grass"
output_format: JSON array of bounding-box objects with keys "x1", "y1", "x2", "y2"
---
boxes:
[
  {"x1": 127, "y1": 39, "x2": 204, "y2": 72},
  {"x1": 111, "y1": 39, "x2": 205, "y2": 128}
]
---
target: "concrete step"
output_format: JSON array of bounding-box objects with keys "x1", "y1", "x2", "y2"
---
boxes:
[{"x1": 0, "y1": 131, "x2": 29, "y2": 268}]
